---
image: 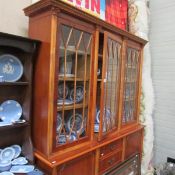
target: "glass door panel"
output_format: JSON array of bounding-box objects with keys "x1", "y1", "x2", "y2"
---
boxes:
[
  {"x1": 56, "y1": 24, "x2": 92, "y2": 146},
  {"x1": 122, "y1": 47, "x2": 140, "y2": 125},
  {"x1": 96, "y1": 33, "x2": 121, "y2": 139}
]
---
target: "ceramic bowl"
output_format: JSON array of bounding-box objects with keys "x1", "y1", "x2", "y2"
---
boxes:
[{"x1": 0, "y1": 159, "x2": 11, "y2": 172}]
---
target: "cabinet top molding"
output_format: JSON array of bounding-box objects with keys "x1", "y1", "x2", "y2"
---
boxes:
[{"x1": 24, "y1": 0, "x2": 147, "y2": 45}]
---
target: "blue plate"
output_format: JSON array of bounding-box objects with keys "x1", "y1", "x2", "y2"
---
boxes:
[
  {"x1": 12, "y1": 157, "x2": 28, "y2": 165},
  {"x1": 0, "y1": 100, "x2": 22, "y2": 123},
  {"x1": 95, "y1": 108, "x2": 110, "y2": 124},
  {"x1": 69, "y1": 86, "x2": 84, "y2": 103},
  {"x1": 0, "y1": 54, "x2": 23, "y2": 82},
  {"x1": 11, "y1": 145, "x2": 21, "y2": 159},
  {"x1": 65, "y1": 113, "x2": 85, "y2": 135},
  {"x1": 0, "y1": 147, "x2": 15, "y2": 161},
  {"x1": 10, "y1": 165, "x2": 34, "y2": 173}
]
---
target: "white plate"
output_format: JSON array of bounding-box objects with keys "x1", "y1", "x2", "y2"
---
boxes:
[
  {"x1": 0, "y1": 100, "x2": 22, "y2": 123},
  {"x1": 10, "y1": 165, "x2": 34, "y2": 173},
  {"x1": 0, "y1": 54, "x2": 23, "y2": 82}
]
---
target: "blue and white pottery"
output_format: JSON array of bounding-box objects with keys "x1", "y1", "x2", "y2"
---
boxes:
[
  {"x1": 56, "y1": 113, "x2": 62, "y2": 133},
  {"x1": 58, "y1": 83, "x2": 69, "y2": 99},
  {"x1": 0, "y1": 147, "x2": 15, "y2": 161},
  {"x1": 0, "y1": 172, "x2": 14, "y2": 175},
  {"x1": 58, "y1": 134, "x2": 66, "y2": 144},
  {"x1": 12, "y1": 157, "x2": 28, "y2": 165},
  {"x1": 0, "y1": 100, "x2": 22, "y2": 123},
  {"x1": 95, "y1": 108, "x2": 111, "y2": 124},
  {"x1": 11, "y1": 145, "x2": 21, "y2": 159},
  {"x1": 10, "y1": 165, "x2": 34, "y2": 173},
  {"x1": 69, "y1": 86, "x2": 84, "y2": 103},
  {"x1": 65, "y1": 113, "x2": 85, "y2": 135},
  {"x1": 0, "y1": 54, "x2": 23, "y2": 82},
  {"x1": 0, "y1": 159, "x2": 12, "y2": 172}
]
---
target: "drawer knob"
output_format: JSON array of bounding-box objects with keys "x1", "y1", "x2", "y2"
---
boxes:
[
  {"x1": 110, "y1": 145, "x2": 116, "y2": 151},
  {"x1": 108, "y1": 158, "x2": 115, "y2": 165},
  {"x1": 101, "y1": 153, "x2": 104, "y2": 156}
]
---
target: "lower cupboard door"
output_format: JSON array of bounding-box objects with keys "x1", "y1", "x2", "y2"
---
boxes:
[{"x1": 57, "y1": 152, "x2": 95, "y2": 175}]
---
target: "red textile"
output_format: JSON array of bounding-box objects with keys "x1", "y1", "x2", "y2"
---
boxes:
[{"x1": 105, "y1": 0, "x2": 128, "y2": 30}]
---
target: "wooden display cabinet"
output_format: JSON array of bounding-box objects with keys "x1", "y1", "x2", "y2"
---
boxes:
[
  {"x1": 0, "y1": 33, "x2": 40, "y2": 163},
  {"x1": 24, "y1": 0, "x2": 147, "y2": 174}
]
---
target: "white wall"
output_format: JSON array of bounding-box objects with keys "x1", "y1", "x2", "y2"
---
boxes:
[
  {"x1": 0, "y1": 0, "x2": 32, "y2": 37},
  {"x1": 150, "y1": 0, "x2": 175, "y2": 165}
]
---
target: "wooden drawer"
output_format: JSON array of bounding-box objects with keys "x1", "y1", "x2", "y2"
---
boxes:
[
  {"x1": 99, "y1": 150, "x2": 122, "y2": 173},
  {"x1": 100, "y1": 139, "x2": 122, "y2": 158}
]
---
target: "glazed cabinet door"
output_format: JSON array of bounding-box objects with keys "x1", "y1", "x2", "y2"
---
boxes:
[
  {"x1": 54, "y1": 19, "x2": 94, "y2": 148},
  {"x1": 121, "y1": 40, "x2": 142, "y2": 126},
  {"x1": 96, "y1": 32, "x2": 122, "y2": 140}
]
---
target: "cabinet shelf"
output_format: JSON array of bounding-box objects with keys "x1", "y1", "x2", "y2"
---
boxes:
[
  {"x1": 0, "y1": 121, "x2": 30, "y2": 131},
  {"x1": 57, "y1": 102, "x2": 88, "y2": 111},
  {"x1": 0, "y1": 82, "x2": 29, "y2": 86},
  {"x1": 58, "y1": 76, "x2": 89, "y2": 82}
]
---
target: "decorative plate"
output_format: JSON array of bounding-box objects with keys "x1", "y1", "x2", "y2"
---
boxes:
[
  {"x1": 0, "y1": 100, "x2": 22, "y2": 123},
  {"x1": 10, "y1": 165, "x2": 34, "y2": 173},
  {"x1": 65, "y1": 113, "x2": 85, "y2": 134},
  {"x1": 0, "y1": 172, "x2": 14, "y2": 175},
  {"x1": 0, "y1": 54, "x2": 23, "y2": 82},
  {"x1": 12, "y1": 157, "x2": 28, "y2": 165},
  {"x1": 11, "y1": 145, "x2": 21, "y2": 159},
  {"x1": 56, "y1": 113, "x2": 62, "y2": 133},
  {"x1": 58, "y1": 134, "x2": 77, "y2": 144},
  {"x1": 58, "y1": 83, "x2": 69, "y2": 99},
  {"x1": 69, "y1": 86, "x2": 84, "y2": 103},
  {"x1": 0, "y1": 147, "x2": 15, "y2": 161},
  {"x1": 95, "y1": 108, "x2": 111, "y2": 124}
]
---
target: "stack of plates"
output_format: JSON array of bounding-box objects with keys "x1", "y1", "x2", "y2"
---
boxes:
[{"x1": 0, "y1": 144, "x2": 35, "y2": 174}]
